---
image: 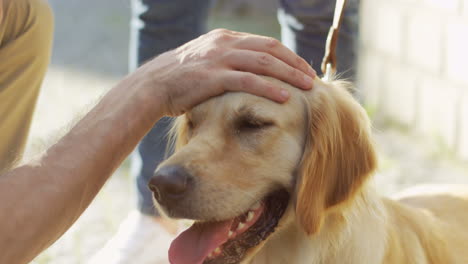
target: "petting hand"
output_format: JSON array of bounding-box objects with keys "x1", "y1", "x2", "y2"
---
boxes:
[{"x1": 135, "y1": 28, "x2": 316, "y2": 116}]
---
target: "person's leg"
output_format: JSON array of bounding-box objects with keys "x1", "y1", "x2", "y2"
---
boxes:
[
  {"x1": 130, "y1": 0, "x2": 214, "y2": 219},
  {"x1": 0, "y1": 0, "x2": 54, "y2": 172},
  {"x1": 278, "y1": 0, "x2": 359, "y2": 79}
]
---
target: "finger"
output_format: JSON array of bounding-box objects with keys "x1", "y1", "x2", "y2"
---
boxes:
[
  {"x1": 223, "y1": 50, "x2": 314, "y2": 90},
  {"x1": 207, "y1": 28, "x2": 249, "y2": 37},
  {"x1": 233, "y1": 35, "x2": 316, "y2": 78},
  {"x1": 219, "y1": 71, "x2": 291, "y2": 103}
]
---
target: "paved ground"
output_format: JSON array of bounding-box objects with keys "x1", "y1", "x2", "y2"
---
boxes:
[{"x1": 28, "y1": 0, "x2": 468, "y2": 263}]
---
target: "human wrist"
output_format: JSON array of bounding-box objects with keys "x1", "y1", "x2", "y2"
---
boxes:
[
  {"x1": 135, "y1": 50, "x2": 178, "y2": 117},
  {"x1": 120, "y1": 65, "x2": 168, "y2": 121}
]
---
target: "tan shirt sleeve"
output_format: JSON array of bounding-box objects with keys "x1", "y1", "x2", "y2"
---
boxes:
[{"x1": 0, "y1": 0, "x2": 3, "y2": 25}]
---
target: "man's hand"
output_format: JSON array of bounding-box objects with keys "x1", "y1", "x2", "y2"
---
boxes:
[{"x1": 133, "y1": 29, "x2": 316, "y2": 116}]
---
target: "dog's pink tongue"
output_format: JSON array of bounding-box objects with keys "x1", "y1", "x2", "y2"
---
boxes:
[{"x1": 169, "y1": 220, "x2": 232, "y2": 264}]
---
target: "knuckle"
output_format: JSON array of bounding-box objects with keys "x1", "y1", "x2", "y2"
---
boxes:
[
  {"x1": 211, "y1": 28, "x2": 229, "y2": 35},
  {"x1": 296, "y1": 57, "x2": 306, "y2": 66},
  {"x1": 216, "y1": 34, "x2": 233, "y2": 44},
  {"x1": 265, "y1": 37, "x2": 280, "y2": 49},
  {"x1": 289, "y1": 68, "x2": 300, "y2": 78},
  {"x1": 204, "y1": 47, "x2": 224, "y2": 59},
  {"x1": 264, "y1": 84, "x2": 274, "y2": 95},
  {"x1": 257, "y1": 54, "x2": 273, "y2": 66},
  {"x1": 210, "y1": 29, "x2": 233, "y2": 43},
  {"x1": 221, "y1": 49, "x2": 235, "y2": 60},
  {"x1": 239, "y1": 74, "x2": 255, "y2": 89}
]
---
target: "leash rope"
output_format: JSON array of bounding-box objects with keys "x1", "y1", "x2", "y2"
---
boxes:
[{"x1": 321, "y1": 0, "x2": 348, "y2": 81}]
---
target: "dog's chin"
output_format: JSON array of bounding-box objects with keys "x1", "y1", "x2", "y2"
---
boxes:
[{"x1": 167, "y1": 189, "x2": 291, "y2": 264}]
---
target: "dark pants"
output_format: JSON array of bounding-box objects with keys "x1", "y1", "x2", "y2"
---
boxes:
[{"x1": 129, "y1": 0, "x2": 360, "y2": 216}]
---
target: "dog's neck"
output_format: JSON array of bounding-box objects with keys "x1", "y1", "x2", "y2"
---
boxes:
[{"x1": 248, "y1": 185, "x2": 388, "y2": 264}]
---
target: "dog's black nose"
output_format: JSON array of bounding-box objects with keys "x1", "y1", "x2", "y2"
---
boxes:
[{"x1": 149, "y1": 165, "x2": 192, "y2": 201}]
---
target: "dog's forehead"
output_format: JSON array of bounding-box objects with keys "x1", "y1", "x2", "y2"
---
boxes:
[
  {"x1": 192, "y1": 92, "x2": 298, "y2": 120},
  {"x1": 221, "y1": 92, "x2": 278, "y2": 112}
]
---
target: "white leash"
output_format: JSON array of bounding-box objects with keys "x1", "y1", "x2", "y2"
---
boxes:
[{"x1": 321, "y1": 0, "x2": 348, "y2": 81}]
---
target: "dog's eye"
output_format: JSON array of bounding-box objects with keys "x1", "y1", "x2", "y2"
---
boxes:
[
  {"x1": 187, "y1": 119, "x2": 194, "y2": 129},
  {"x1": 237, "y1": 118, "x2": 273, "y2": 132},
  {"x1": 184, "y1": 119, "x2": 195, "y2": 139}
]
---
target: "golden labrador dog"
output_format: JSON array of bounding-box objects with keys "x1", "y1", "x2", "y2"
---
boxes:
[{"x1": 149, "y1": 77, "x2": 468, "y2": 264}]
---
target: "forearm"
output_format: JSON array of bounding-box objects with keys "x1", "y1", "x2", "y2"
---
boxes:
[{"x1": 0, "y1": 75, "x2": 163, "y2": 263}]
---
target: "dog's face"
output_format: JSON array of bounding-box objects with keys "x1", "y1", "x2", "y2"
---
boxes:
[{"x1": 150, "y1": 77, "x2": 377, "y2": 264}]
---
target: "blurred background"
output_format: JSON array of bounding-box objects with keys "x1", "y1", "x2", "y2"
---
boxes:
[{"x1": 27, "y1": 0, "x2": 468, "y2": 262}]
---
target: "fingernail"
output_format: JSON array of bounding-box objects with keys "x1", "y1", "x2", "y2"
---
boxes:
[
  {"x1": 308, "y1": 67, "x2": 317, "y2": 77},
  {"x1": 280, "y1": 89, "x2": 290, "y2": 101},
  {"x1": 304, "y1": 75, "x2": 314, "y2": 88}
]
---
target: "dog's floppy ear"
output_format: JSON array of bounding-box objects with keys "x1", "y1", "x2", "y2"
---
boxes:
[{"x1": 295, "y1": 81, "x2": 377, "y2": 235}]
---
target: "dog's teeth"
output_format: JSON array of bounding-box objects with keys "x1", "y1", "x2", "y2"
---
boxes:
[
  {"x1": 251, "y1": 201, "x2": 261, "y2": 210},
  {"x1": 246, "y1": 211, "x2": 254, "y2": 222},
  {"x1": 237, "y1": 222, "x2": 245, "y2": 231},
  {"x1": 214, "y1": 247, "x2": 221, "y2": 254},
  {"x1": 228, "y1": 230, "x2": 234, "y2": 237}
]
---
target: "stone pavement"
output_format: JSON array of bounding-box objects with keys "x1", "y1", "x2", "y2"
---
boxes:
[{"x1": 29, "y1": 0, "x2": 468, "y2": 263}]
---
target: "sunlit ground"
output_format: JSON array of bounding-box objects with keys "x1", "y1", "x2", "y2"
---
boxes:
[{"x1": 28, "y1": 0, "x2": 468, "y2": 263}]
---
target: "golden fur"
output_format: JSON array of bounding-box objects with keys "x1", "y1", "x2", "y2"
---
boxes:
[{"x1": 159, "y1": 77, "x2": 468, "y2": 264}]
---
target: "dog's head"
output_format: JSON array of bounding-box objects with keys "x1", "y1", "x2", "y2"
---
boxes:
[{"x1": 149, "y1": 77, "x2": 377, "y2": 264}]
